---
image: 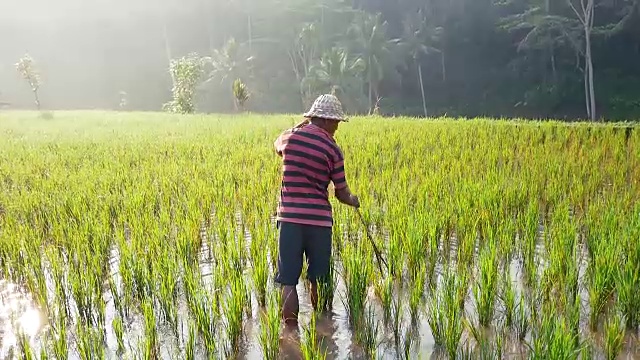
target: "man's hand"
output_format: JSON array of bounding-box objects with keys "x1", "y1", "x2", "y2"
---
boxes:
[
  {"x1": 336, "y1": 187, "x2": 360, "y2": 208},
  {"x1": 349, "y1": 194, "x2": 360, "y2": 208}
]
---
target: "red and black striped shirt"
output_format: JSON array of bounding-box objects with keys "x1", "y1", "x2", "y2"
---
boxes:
[{"x1": 274, "y1": 123, "x2": 348, "y2": 228}]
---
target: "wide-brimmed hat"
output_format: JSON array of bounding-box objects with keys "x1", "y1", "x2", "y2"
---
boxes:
[{"x1": 303, "y1": 94, "x2": 348, "y2": 122}]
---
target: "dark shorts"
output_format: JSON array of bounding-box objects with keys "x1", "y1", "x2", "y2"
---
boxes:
[{"x1": 274, "y1": 221, "x2": 332, "y2": 286}]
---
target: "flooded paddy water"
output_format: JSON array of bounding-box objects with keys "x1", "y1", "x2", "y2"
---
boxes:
[{"x1": 1, "y1": 220, "x2": 639, "y2": 360}]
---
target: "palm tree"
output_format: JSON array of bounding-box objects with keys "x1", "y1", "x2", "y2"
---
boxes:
[
  {"x1": 395, "y1": 9, "x2": 441, "y2": 117},
  {"x1": 204, "y1": 37, "x2": 255, "y2": 109},
  {"x1": 302, "y1": 47, "x2": 366, "y2": 111},
  {"x1": 347, "y1": 12, "x2": 398, "y2": 114}
]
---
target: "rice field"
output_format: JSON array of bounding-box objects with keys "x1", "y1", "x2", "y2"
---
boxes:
[{"x1": 0, "y1": 111, "x2": 639, "y2": 359}]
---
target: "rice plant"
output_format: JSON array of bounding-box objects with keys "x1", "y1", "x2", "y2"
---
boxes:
[
  {"x1": 258, "y1": 291, "x2": 281, "y2": 360},
  {"x1": 604, "y1": 310, "x2": 625, "y2": 360},
  {"x1": 473, "y1": 240, "x2": 499, "y2": 326},
  {"x1": 0, "y1": 113, "x2": 638, "y2": 359},
  {"x1": 301, "y1": 314, "x2": 328, "y2": 360}
]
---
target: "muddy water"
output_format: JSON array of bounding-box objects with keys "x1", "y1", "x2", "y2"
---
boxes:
[{"x1": 2, "y1": 228, "x2": 640, "y2": 359}]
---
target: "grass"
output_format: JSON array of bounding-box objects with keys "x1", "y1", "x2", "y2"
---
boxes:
[
  {"x1": 258, "y1": 291, "x2": 281, "y2": 360},
  {"x1": 0, "y1": 112, "x2": 638, "y2": 358}
]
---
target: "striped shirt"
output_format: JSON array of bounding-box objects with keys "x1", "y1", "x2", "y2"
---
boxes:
[{"x1": 274, "y1": 123, "x2": 348, "y2": 228}]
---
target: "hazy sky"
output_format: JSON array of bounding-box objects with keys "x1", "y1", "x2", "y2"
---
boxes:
[{"x1": 0, "y1": 0, "x2": 189, "y2": 22}]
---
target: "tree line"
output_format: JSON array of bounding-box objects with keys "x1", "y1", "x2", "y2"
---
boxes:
[{"x1": 3, "y1": 0, "x2": 640, "y2": 120}]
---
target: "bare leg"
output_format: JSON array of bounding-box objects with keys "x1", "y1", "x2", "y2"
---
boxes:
[{"x1": 281, "y1": 285, "x2": 299, "y2": 326}]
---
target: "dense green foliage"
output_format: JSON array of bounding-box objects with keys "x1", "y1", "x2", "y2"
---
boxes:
[
  {"x1": 0, "y1": 113, "x2": 638, "y2": 358},
  {"x1": 1, "y1": 0, "x2": 639, "y2": 120}
]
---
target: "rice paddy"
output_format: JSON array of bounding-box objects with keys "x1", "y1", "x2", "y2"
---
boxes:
[{"x1": 0, "y1": 111, "x2": 639, "y2": 359}]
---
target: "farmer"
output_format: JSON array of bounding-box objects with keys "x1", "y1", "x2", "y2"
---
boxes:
[{"x1": 273, "y1": 94, "x2": 360, "y2": 326}]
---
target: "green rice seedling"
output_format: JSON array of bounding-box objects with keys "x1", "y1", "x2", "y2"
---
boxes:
[
  {"x1": 501, "y1": 266, "x2": 516, "y2": 328},
  {"x1": 258, "y1": 291, "x2": 281, "y2": 360},
  {"x1": 185, "y1": 321, "x2": 196, "y2": 360},
  {"x1": 108, "y1": 276, "x2": 124, "y2": 320},
  {"x1": 443, "y1": 279, "x2": 464, "y2": 359},
  {"x1": 316, "y1": 255, "x2": 336, "y2": 313},
  {"x1": 588, "y1": 242, "x2": 617, "y2": 331},
  {"x1": 604, "y1": 310, "x2": 625, "y2": 360},
  {"x1": 17, "y1": 330, "x2": 35, "y2": 360},
  {"x1": 113, "y1": 314, "x2": 125, "y2": 355},
  {"x1": 580, "y1": 337, "x2": 594, "y2": 360},
  {"x1": 375, "y1": 275, "x2": 394, "y2": 322},
  {"x1": 473, "y1": 240, "x2": 499, "y2": 326},
  {"x1": 409, "y1": 264, "x2": 426, "y2": 322},
  {"x1": 456, "y1": 268, "x2": 470, "y2": 311},
  {"x1": 341, "y1": 243, "x2": 372, "y2": 327},
  {"x1": 427, "y1": 269, "x2": 464, "y2": 357},
  {"x1": 387, "y1": 230, "x2": 403, "y2": 280},
  {"x1": 154, "y1": 253, "x2": 178, "y2": 329},
  {"x1": 142, "y1": 298, "x2": 159, "y2": 360},
  {"x1": 357, "y1": 305, "x2": 380, "y2": 359},
  {"x1": 391, "y1": 295, "x2": 403, "y2": 347},
  {"x1": 301, "y1": 314, "x2": 328, "y2": 360},
  {"x1": 514, "y1": 294, "x2": 529, "y2": 341},
  {"x1": 617, "y1": 237, "x2": 640, "y2": 329},
  {"x1": 250, "y1": 234, "x2": 269, "y2": 307},
  {"x1": 426, "y1": 283, "x2": 445, "y2": 346},
  {"x1": 224, "y1": 274, "x2": 247, "y2": 357},
  {"x1": 76, "y1": 321, "x2": 105, "y2": 360},
  {"x1": 527, "y1": 311, "x2": 581, "y2": 360}
]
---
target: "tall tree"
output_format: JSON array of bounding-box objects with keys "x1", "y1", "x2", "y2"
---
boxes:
[
  {"x1": 302, "y1": 47, "x2": 366, "y2": 111},
  {"x1": 395, "y1": 9, "x2": 441, "y2": 117},
  {"x1": 347, "y1": 12, "x2": 398, "y2": 114},
  {"x1": 568, "y1": 0, "x2": 597, "y2": 120},
  {"x1": 15, "y1": 53, "x2": 42, "y2": 111}
]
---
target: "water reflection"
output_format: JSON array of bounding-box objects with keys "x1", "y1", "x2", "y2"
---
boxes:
[{"x1": 0, "y1": 279, "x2": 44, "y2": 357}]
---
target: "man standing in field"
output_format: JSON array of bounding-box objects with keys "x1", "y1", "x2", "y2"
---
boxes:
[{"x1": 273, "y1": 94, "x2": 360, "y2": 326}]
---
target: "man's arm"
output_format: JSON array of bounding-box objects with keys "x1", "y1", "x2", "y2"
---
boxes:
[
  {"x1": 336, "y1": 187, "x2": 360, "y2": 208},
  {"x1": 330, "y1": 148, "x2": 359, "y2": 208}
]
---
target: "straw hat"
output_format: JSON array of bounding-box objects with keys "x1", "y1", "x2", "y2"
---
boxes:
[{"x1": 303, "y1": 94, "x2": 348, "y2": 122}]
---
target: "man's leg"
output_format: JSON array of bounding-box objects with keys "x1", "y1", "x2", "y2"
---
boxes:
[
  {"x1": 281, "y1": 285, "x2": 299, "y2": 326},
  {"x1": 274, "y1": 222, "x2": 304, "y2": 326},
  {"x1": 304, "y1": 225, "x2": 332, "y2": 312}
]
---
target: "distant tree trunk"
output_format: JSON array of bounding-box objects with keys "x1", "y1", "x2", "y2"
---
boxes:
[
  {"x1": 441, "y1": 50, "x2": 446, "y2": 82},
  {"x1": 418, "y1": 63, "x2": 427, "y2": 117},
  {"x1": 569, "y1": 0, "x2": 597, "y2": 121},
  {"x1": 368, "y1": 56, "x2": 373, "y2": 114},
  {"x1": 585, "y1": 9, "x2": 596, "y2": 121},
  {"x1": 33, "y1": 88, "x2": 41, "y2": 111}
]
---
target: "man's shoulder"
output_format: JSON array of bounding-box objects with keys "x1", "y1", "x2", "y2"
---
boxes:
[{"x1": 299, "y1": 126, "x2": 341, "y2": 150}]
